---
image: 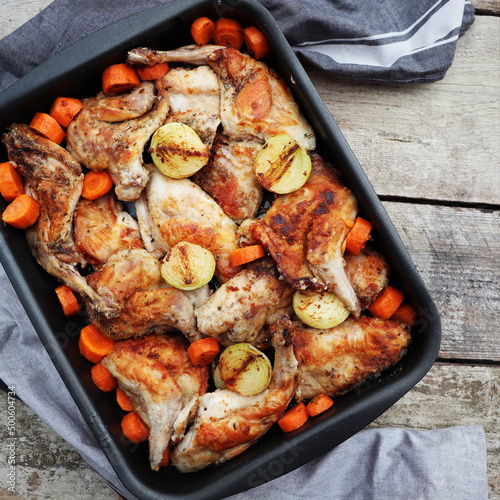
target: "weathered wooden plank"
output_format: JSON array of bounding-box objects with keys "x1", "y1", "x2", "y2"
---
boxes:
[
  {"x1": 383, "y1": 201, "x2": 500, "y2": 361},
  {"x1": 472, "y1": 0, "x2": 500, "y2": 14},
  {"x1": 369, "y1": 363, "x2": 500, "y2": 498},
  {"x1": 307, "y1": 17, "x2": 500, "y2": 206}
]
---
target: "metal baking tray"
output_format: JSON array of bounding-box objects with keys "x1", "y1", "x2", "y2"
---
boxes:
[{"x1": 0, "y1": 0, "x2": 441, "y2": 498}]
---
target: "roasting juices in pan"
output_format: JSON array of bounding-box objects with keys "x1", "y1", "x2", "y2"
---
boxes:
[{"x1": 1, "y1": 16, "x2": 415, "y2": 474}]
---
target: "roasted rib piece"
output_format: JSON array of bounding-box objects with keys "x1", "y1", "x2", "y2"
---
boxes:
[
  {"x1": 66, "y1": 79, "x2": 170, "y2": 201},
  {"x1": 2, "y1": 124, "x2": 118, "y2": 317},
  {"x1": 73, "y1": 192, "x2": 143, "y2": 267},
  {"x1": 171, "y1": 323, "x2": 297, "y2": 472},
  {"x1": 127, "y1": 44, "x2": 224, "y2": 66},
  {"x1": 86, "y1": 248, "x2": 197, "y2": 341},
  {"x1": 163, "y1": 65, "x2": 220, "y2": 146},
  {"x1": 135, "y1": 169, "x2": 241, "y2": 282},
  {"x1": 251, "y1": 153, "x2": 361, "y2": 315},
  {"x1": 102, "y1": 333, "x2": 209, "y2": 471},
  {"x1": 345, "y1": 248, "x2": 390, "y2": 310},
  {"x1": 193, "y1": 135, "x2": 262, "y2": 222},
  {"x1": 290, "y1": 316, "x2": 411, "y2": 401},
  {"x1": 206, "y1": 47, "x2": 316, "y2": 149},
  {"x1": 195, "y1": 258, "x2": 294, "y2": 347}
]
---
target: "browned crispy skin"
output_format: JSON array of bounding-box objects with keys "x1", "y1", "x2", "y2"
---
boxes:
[
  {"x1": 290, "y1": 316, "x2": 411, "y2": 401},
  {"x1": 345, "y1": 248, "x2": 390, "y2": 310},
  {"x1": 102, "y1": 333, "x2": 209, "y2": 471},
  {"x1": 250, "y1": 153, "x2": 360, "y2": 314},
  {"x1": 74, "y1": 192, "x2": 143, "y2": 267}
]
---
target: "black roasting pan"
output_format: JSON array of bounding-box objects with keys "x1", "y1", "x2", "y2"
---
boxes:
[{"x1": 0, "y1": 1, "x2": 441, "y2": 498}]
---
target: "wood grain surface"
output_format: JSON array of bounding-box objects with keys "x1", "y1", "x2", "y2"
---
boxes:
[{"x1": 0, "y1": 1, "x2": 499, "y2": 499}]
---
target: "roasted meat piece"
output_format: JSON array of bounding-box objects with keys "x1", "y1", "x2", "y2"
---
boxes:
[
  {"x1": 85, "y1": 248, "x2": 197, "y2": 341},
  {"x1": 251, "y1": 153, "x2": 360, "y2": 315},
  {"x1": 195, "y1": 258, "x2": 294, "y2": 347},
  {"x1": 170, "y1": 323, "x2": 297, "y2": 472},
  {"x1": 66, "y1": 79, "x2": 170, "y2": 201},
  {"x1": 2, "y1": 124, "x2": 118, "y2": 317},
  {"x1": 102, "y1": 333, "x2": 209, "y2": 471},
  {"x1": 127, "y1": 44, "x2": 224, "y2": 67},
  {"x1": 290, "y1": 316, "x2": 411, "y2": 401}
]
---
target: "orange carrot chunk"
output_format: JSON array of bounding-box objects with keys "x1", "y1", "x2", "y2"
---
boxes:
[
  {"x1": 229, "y1": 244, "x2": 265, "y2": 267},
  {"x1": 191, "y1": 17, "x2": 215, "y2": 45},
  {"x1": 116, "y1": 387, "x2": 134, "y2": 412},
  {"x1": 78, "y1": 324, "x2": 115, "y2": 363},
  {"x1": 2, "y1": 194, "x2": 40, "y2": 229},
  {"x1": 344, "y1": 216, "x2": 372, "y2": 256},
  {"x1": 81, "y1": 171, "x2": 114, "y2": 200},
  {"x1": 243, "y1": 26, "x2": 270, "y2": 60},
  {"x1": 55, "y1": 285, "x2": 81, "y2": 317},
  {"x1": 30, "y1": 112, "x2": 66, "y2": 144},
  {"x1": 121, "y1": 411, "x2": 150, "y2": 444},
  {"x1": 369, "y1": 285, "x2": 405, "y2": 320},
  {"x1": 278, "y1": 402, "x2": 309, "y2": 433},
  {"x1": 306, "y1": 393, "x2": 334, "y2": 417},
  {"x1": 91, "y1": 362, "x2": 118, "y2": 392},
  {"x1": 213, "y1": 18, "x2": 244, "y2": 49},
  {"x1": 102, "y1": 63, "x2": 140, "y2": 95},
  {"x1": 0, "y1": 161, "x2": 24, "y2": 201},
  {"x1": 391, "y1": 303, "x2": 417, "y2": 326},
  {"x1": 159, "y1": 447, "x2": 171, "y2": 468},
  {"x1": 136, "y1": 62, "x2": 170, "y2": 81},
  {"x1": 187, "y1": 337, "x2": 220, "y2": 367},
  {"x1": 50, "y1": 97, "x2": 83, "y2": 127}
]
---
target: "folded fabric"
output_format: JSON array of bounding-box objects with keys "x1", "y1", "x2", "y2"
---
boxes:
[{"x1": 0, "y1": 0, "x2": 474, "y2": 94}]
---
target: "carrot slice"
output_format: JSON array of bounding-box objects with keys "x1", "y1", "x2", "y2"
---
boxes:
[
  {"x1": 0, "y1": 161, "x2": 24, "y2": 201},
  {"x1": 391, "y1": 303, "x2": 417, "y2": 326},
  {"x1": 306, "y1": 393, "x2": 334, "y2": 417},
  {"x1": 229, "y1": 244, "x2": 265, "y2": 267},
  {"x1": 30, "y1": 112, "x2": 66, "y2": 144},
  {"x1": 243, "y1": 26, "x2": 270, "y2": 60},
  {"x1": 213, "y1": 18, "x2": 244, "y2": 49},
  {"x1": 191, "y1": 17, "x2": 215, "y2": 45},
  {"x1": 50, "y1": 97, "x2": 83, "y2": 127},
  {"x1": 81, "y1": 171, "x2": 114, "y2": 200},
  {"x1": 78, "y1": 324, "x2": 115, "y2": 363},
  {"x1": 102, "y1": 63, "x2": 140, "y2": 95},
  {"x1": 187, "y1": 337, "x2": 220, "y2": 367},
  {"x1": 121, "y1": 411, "x2": 150, "y2": 444},
  {"x1": 277, "y1": 403, "x2": 309, "y2": 433},
  {"x1": 159, "y1": 447, "x2": 171, "y2": 468},
  {"x1": 344, "y1": 216, "x2": 372, "y2": 256},
  {"x1": 91, "y1": 362, "x2": 118, "y2": 392},
  {"x1": 2, "y1": 194, "x2": 40, "y2": 229},
  {"x1": 55, "y1": 285, "x2": 81, "y2": 317},
  {"x1": 116, "y1": 387, "x2": 134, "y2": 412},
  {"x1": 136, "y1": 62, "x2": 170, "y2": 81},
  {"x1": 369, "y1": 286, "x2": 405, "y2": 320}
]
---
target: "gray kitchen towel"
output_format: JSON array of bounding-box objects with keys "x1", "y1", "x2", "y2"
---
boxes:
[
  {"x1": 0, "y1": 0, "x2": 487, "y2": 499},
  {"x1": 0, "y1": 0, "x2": 474, "y2": 93}
]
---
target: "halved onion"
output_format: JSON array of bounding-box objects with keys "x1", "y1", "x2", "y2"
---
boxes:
[
  {"x1": 293, "y1": 289, "x2": 350, "y2": 329},
  {"x1": 161, "y1": 241, "x2": 215, "y2": 290},
  {"x1": 212, "y1": 365, "x2": 227, "y2": 390},
  {"x1": 254, "y1": 134, "x2": 311, "y2": 193},
  {"x1": 217, "y1": 343, "x2": 272, "y2": 396},
  {"x1": 150, "y1": 122, "x2": 209, "y2": 178}
]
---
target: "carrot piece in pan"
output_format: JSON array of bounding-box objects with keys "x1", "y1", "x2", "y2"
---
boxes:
[
  {"x1": 277, "y1": 402, "x2": 309, "y2": 433},
  {"x1": 187, "y1": 337, "x2": 220, "y2": 367},
  {"x1": 121, "y1": 411, "x2": 150, "y2": 444},
  {"x1": 344, "y1": 216, "x2": 372, "y2": 256},
  {"x1": 391, "y1": 303, "x2": 417, "y2": 326},
  {"x1": 213, "y1": 18, "x2": 244, "y2": 49},
  {"x1": 116, "y1": 387, "x2": 134, "y2": 412},
  {"x1": 2, "y1": 194, "x2": 40, "y2": 229},
  {"x1": 102, "y1": 63, "x2": 140, "y2": 95},
  {"x1": 0, "y1": 161, "x2": 24, "y2": 202},
  {"x1": 55, "y1": 285, "x2": 81, "y2": 317},
  {"x1": 369, "y1": 286, "x2": 405, "y2": 320},
  {"x1": 136, "y1": 62, "x2": 170, "y2": 81},
  {"x1": 78, "y1": 324, "x2": 115, "y2": 363},
  {"x1": 191, "y1": 17, "x2": 215, "y2": 45},
  {"x1": 305, "y1": 393, "x2": 334, "y2": 417},
  {"x1": 30, "y1": 112, "x2": 66, "y2": 144},
  {"x1": 243, "y1": 26, "x2": 270, "y2": 60},
  {"x1": 91, "y1": 362, "x2": 118, "y2": 392},
  {"x1": 50, "y1": 97, "x2": 83, "y2": 127},
  {"x1": 229, "y1": 245, "x2": 265, "y2": 267},
  {"x1": 81, "y1": 171, "x2": 114, "y2": 200}
]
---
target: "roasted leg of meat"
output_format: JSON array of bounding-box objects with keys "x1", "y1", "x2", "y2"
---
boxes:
[
  {"x1": 195, "y1": 258, "x2": 294, "y2": 347},
  {"x1": 2, "y1": 124, "x2": 118, "y2": 317},
  {"x1": 251, "y1": 153, "x2": 361, "y2": 315},
  {"x1": 127, "y1": 44, "x2": 225, "y2": 67},
  {"x1": 66, "y1": 79, "x2": 170, "y2": 201},
  {"x1": 170, "y1": 323, "x2": 297, "y2": 472},
  {"x1": 290, "y1": 316, "x2": 411, "y2": 401},
  {"x1": 102, "y1": 333, "x2": 209, "y2": 471}
]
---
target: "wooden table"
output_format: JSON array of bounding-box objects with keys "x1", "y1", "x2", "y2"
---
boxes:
[{"x1": 1, "y1": 1, "x2": 499, "y2": 499}]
